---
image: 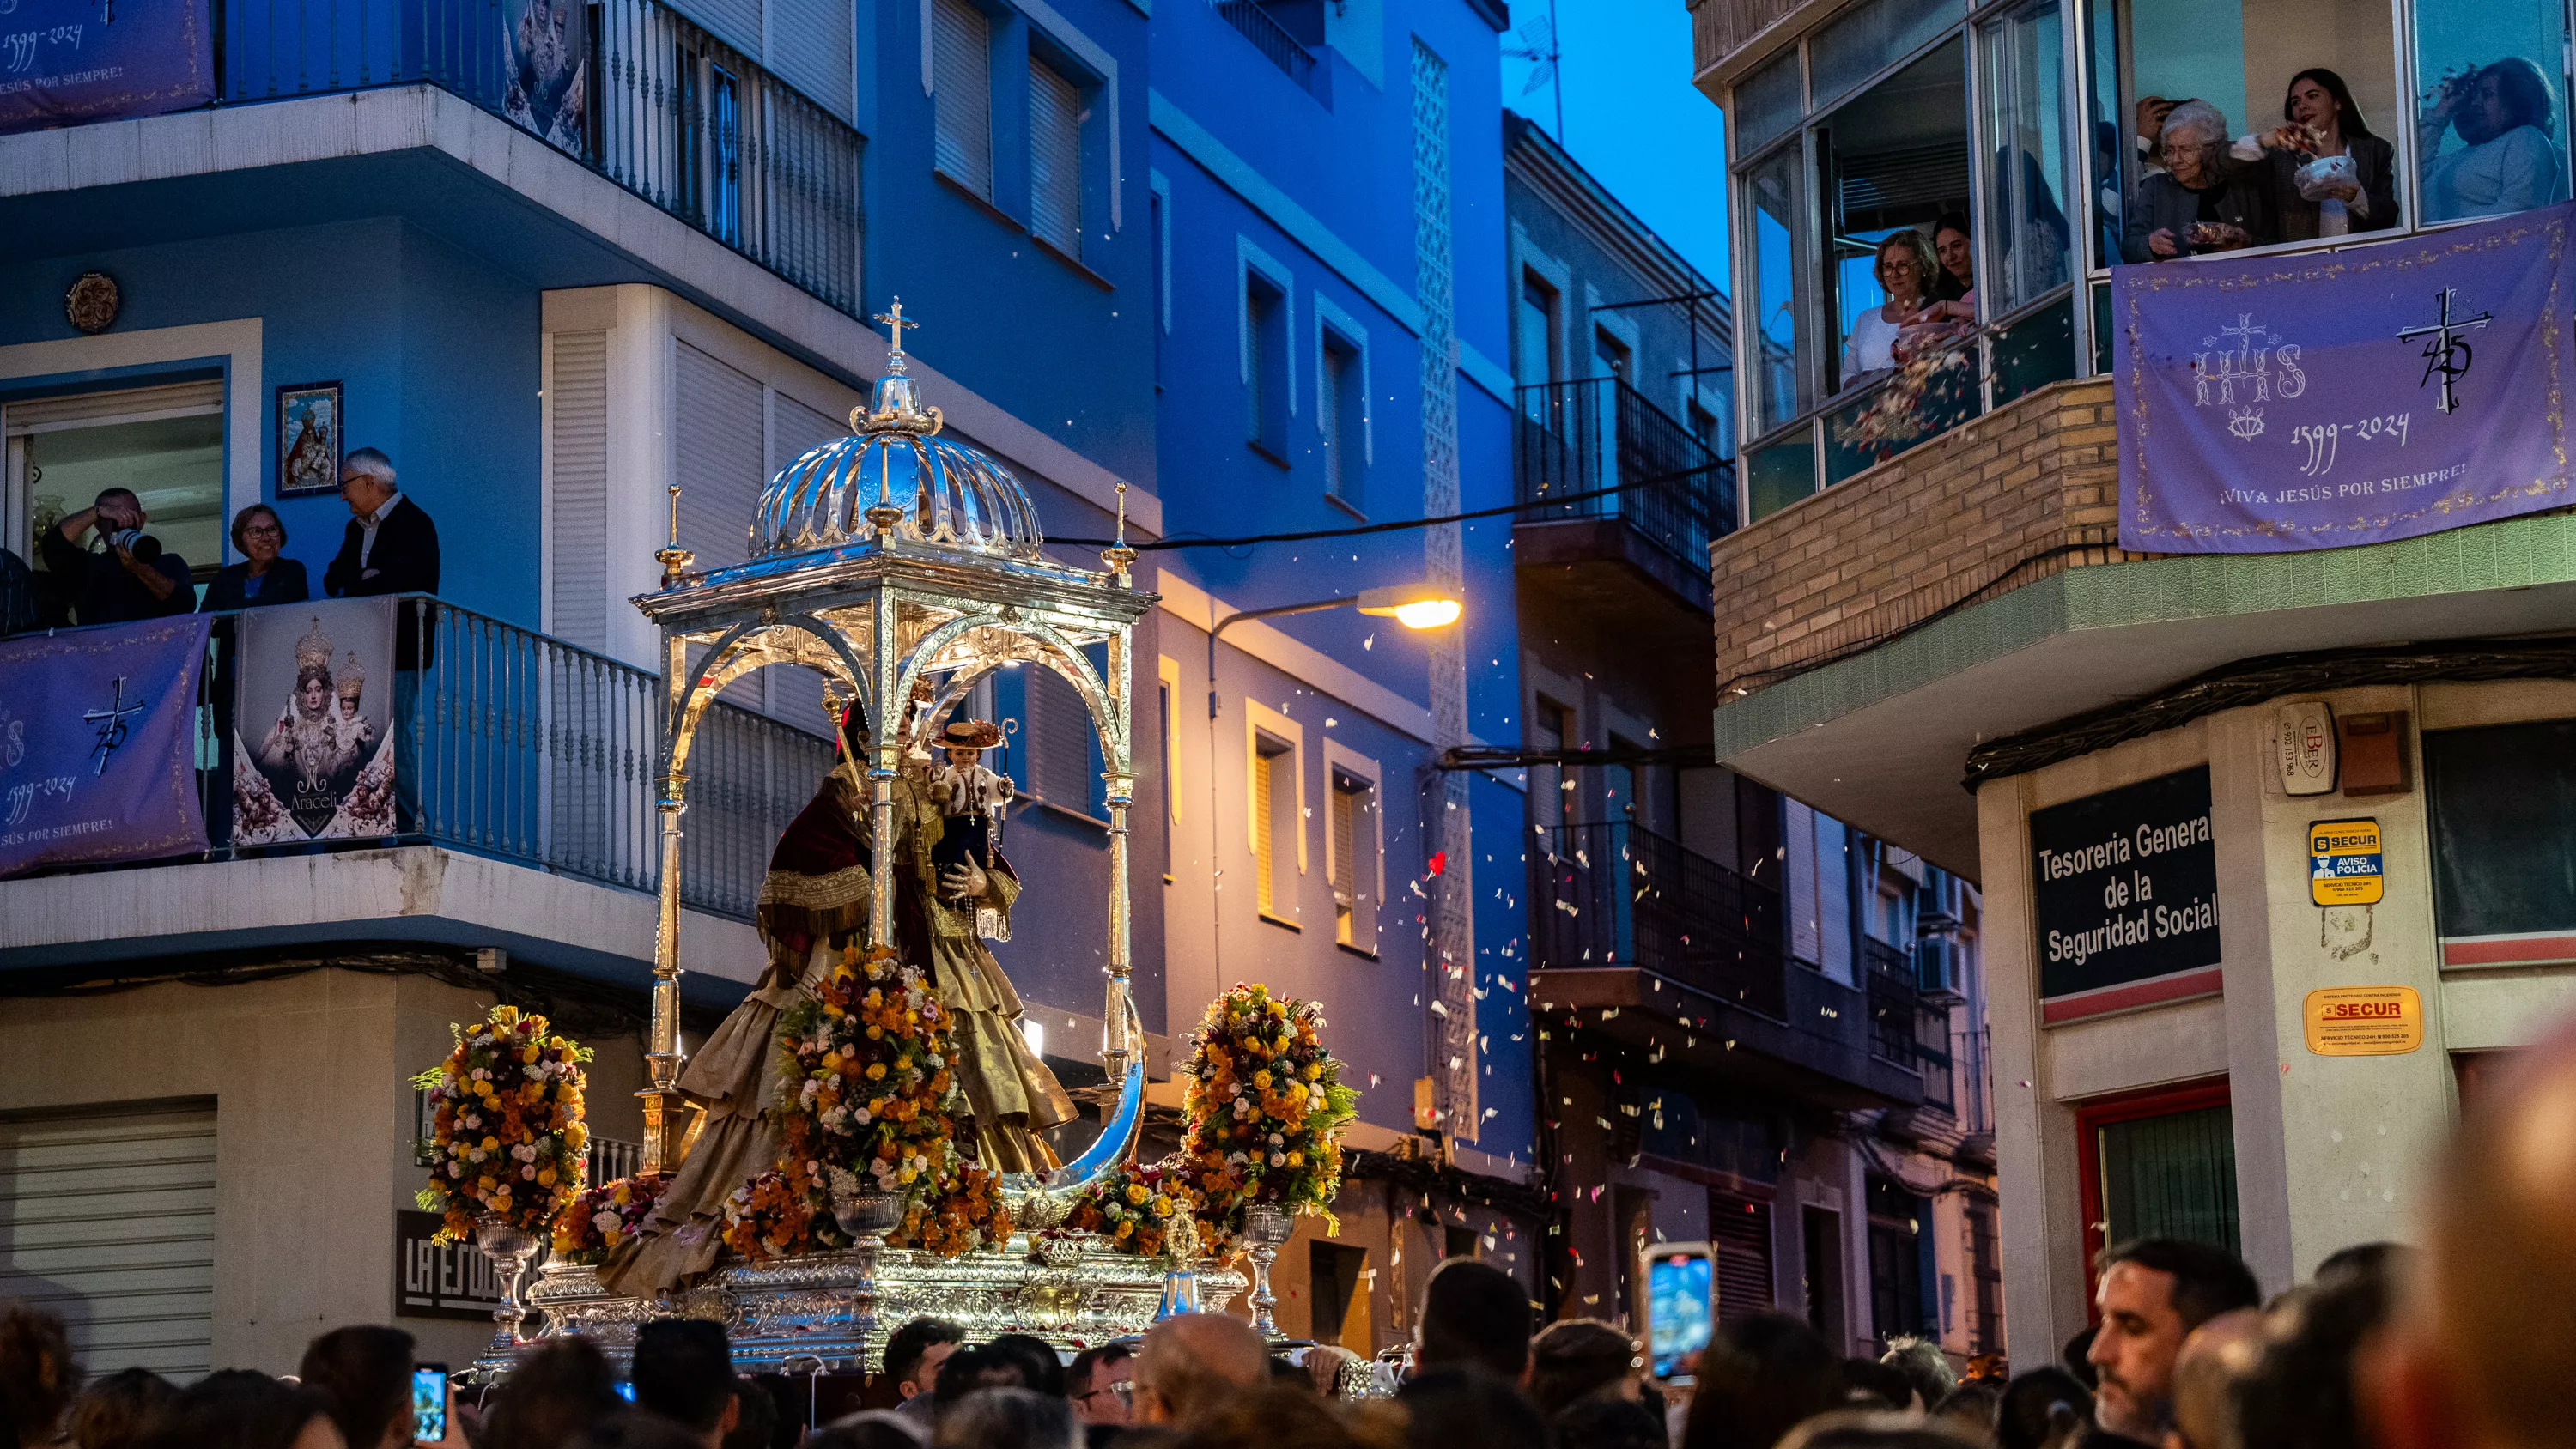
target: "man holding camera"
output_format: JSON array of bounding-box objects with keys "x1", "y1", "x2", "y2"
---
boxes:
[{"x1": 41, "y1": 486, "x2": 196, "y2": 626}]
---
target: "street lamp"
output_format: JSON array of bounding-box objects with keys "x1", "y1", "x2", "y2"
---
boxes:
[{"x1": 1207, "y1": 580, "x2": 1464, "y2": 717}]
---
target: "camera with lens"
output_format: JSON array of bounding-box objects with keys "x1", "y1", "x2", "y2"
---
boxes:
[{"x1": 105, "y1": 527, "x2": 163, "y2": 562}]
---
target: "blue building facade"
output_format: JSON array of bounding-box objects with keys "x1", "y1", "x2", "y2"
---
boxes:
[{"x1": 0, "y1": 0, "x2": 1535, "y2": 1373}]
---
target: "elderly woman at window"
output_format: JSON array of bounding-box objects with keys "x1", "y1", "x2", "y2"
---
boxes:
[
  {"x1": 1841, "y1": 230, "x2": 1965, "y2": 384},
  {"x1": 2420, "y1": 57, "x2": 2570, "y2": 221},
  {"x1": 2123, "y1": 100, "x2": 2275, "y2": 262}
]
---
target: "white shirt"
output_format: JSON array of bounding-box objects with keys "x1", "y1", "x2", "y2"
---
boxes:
[
  {"x1": 1844, "y1": 309, "x2": 1904, "y2": 379},
  {"x1": 2421, "y1": 125, "x2": 2568, "y2": 221},
  {"x1": 358, "y1": 490, "x2": 403, "y2": 568}
]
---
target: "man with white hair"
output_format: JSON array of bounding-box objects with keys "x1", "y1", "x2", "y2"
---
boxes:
[
  {"x1": 324, "y1": 446, "x2": 440, "y2": 601},
  {"x1": 2121, "y1": 98, "x2": 2275, "y2": 263}
]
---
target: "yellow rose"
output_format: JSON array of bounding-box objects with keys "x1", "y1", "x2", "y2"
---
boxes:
[
  {"x1": 1115, "y1": 1220, "x2": 1135, "y2": 1239},
  {"x1": 1253, "y1": 1070, "x2": 1272, "y2": 1089},
  {"x1": 538, "y1": 1167, "x2": 557, "y2": 1186},
  {"x1": 566, "y1": 1123, "x2": 589, "y2": 1150},
  {"x1": 1304, "y1": 1064, "x2": 1323, "y2": 1081},
  {"x1": 1151, "y1": 1195, "x2": 1173, "y2": 1216},
  {"x1": 866, "y1": 1063, "x2": 888, "y2": 1080},
  {"x1": 481, "y1": 1136, "x2": 499, "y2": 1151},
  {"x1": 521, "y1": 1044, "x2": 541, "y2": 1064},
  {"x1": 1126, "y1": 1184, "x2": 1150, "y2": 1205},
  {"x1": 1285, "y1": 1151, "x2": 1303, "y2": 1167}
]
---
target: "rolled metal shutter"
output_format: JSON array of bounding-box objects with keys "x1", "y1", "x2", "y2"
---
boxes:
[{"x1": 0, "y1": 1105, "x2": 218, "y2": 1379}]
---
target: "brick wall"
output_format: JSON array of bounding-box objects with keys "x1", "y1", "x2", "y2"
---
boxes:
[{"x1": 1711, "y1": 379, "x2": 2148, "y2": 695}]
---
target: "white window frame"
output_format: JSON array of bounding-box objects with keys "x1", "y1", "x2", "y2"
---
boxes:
[
  {"x1": 1236, "y1": 236, "x2": 1297, "y2": 417},
  {"x1": 1246, "y1": 699, "x2": 1306, "y2": 926}
]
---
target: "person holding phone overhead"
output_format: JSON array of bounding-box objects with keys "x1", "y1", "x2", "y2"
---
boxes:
[{"x1": 297, "y1": 1327, "x2": 467, "y2": 1448}]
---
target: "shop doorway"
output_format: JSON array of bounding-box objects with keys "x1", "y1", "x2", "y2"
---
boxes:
[{"x1": 2075, "y1": 1077, "x2": 2239, "y2": 1308}]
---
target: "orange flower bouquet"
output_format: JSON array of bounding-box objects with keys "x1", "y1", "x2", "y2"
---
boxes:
[
  {"x1": 413, "y1": 1005, "x2": 592, "y2": 1242},
  {"x1": 1066, "y1": 1155, "x2": 1206, "y2": 1258},
  {"x1": 1181, "y1": 983, "x2": 1358, "y2": 1238}
]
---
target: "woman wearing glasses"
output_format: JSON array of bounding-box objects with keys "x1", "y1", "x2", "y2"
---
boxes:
[{"x1": 202, "y1": 504, "x2": 310, "y2": 611}]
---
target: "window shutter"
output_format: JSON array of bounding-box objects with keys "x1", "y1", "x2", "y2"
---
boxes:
[
  {"x1": 1255, "y1": 749, "x2": 1278, "y2": 915},
  {"x1": 1330, "y1": 782, "x2": 1356, "y2": 906},
  {"x1": 1321, "y1": 346, "x2": 1348, "y2": 501},
  {"x1": 1027, "y1": 665, "x2": 1095, "y2": 814},
  {"x1": 547, "y1": 330, "x2": 610, "y2": 652},
  {"x1": 671, "y1": 0, "x2": 761, "y2": 67},
  {"x1": 932, "y1": 0, "x2": 993, "y2": 198},
  {"x1": 767, "y1": 0, "x2": 854, "y2": 122},
  {"x1": 769, "y1": 392, "x2": 846, "y2": 477},
  {"x1": 675, "y1": 342, "x2": 769, "y2": 712},
  {"x1": 1708, "y1": 1191, "x2": 1776, "y2": 1325},
  {"x1": 0, "y1": 1106, "x2": 217, "y2": 1379},
  {"x1": 1029, "y1": 59, "x2": 1083, "y2": 254}
]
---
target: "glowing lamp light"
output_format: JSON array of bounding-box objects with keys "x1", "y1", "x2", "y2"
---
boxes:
[{"x1": 1356, "y1": 584, "x2": 1464, "y2": 630}]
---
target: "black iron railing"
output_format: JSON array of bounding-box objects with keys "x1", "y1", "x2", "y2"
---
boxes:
[
  {"x1": 1515, "y1": 377, "x2": 1737, "y2": 585},
  {"x1": 1862, "y1": 935, "x2": 1953, "y2": 1106},
  {"x1": 1214, "y1": 1, "x2": 1316, "y2": 88},
  {"x1": 1528, "y1": 819, "x2": 1787, "y2": 1019},
  {"x1": 213, "y1": 0, "x2": 863, "y2": 314},
  {"x1": 153, "y1": 597, "x2": 829, "y2": 922}
]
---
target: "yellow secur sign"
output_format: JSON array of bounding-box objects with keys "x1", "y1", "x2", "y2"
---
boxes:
[
  {"x1": 2308, "y1": 818, "x2": 2384, "y2": 907},
  {"x1": 2304, "y1": 985, "x2": 2422, "y2": 1056}
]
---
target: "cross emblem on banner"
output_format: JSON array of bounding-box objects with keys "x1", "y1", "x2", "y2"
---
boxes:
[
  {"x1": 83, "y1": 676, "x2": 143, "y2": 776},
  {"x1": 2397, "y1": 288, "x2": 2494, "y2": 415}
]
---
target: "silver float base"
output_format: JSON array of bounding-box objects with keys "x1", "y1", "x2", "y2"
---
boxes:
[{"x1": 496, "y1": 1238, "x2": 1245, "y2": 1379}]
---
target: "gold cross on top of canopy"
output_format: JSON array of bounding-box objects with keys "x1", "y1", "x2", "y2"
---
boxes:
[{"x1": 873, "y1": 298, "x2": 920, "y2": 357}]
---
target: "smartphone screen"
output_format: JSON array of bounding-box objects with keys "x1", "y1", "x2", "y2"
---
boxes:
[
  {"x1": 614, "y1": 1380, "x2": 636, "y2": 1403},
  {"x1": 411, "y1": 1365, "x2": 448, "y2": 1443},
  {"x1": 1645, "y1": 1249, "x2": 1715, "y2": 1379}
]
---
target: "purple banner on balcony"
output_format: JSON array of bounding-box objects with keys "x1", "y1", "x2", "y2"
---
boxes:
[
  {"x1": 0, "y1": 615, "x2": 209, "y2": 879},
  {"x1": 2113, "y1": 203, "x2": 2576, "y2": 553},
  {"x1": 0, "y1": 0, "x2": 215, "y2": 135}
]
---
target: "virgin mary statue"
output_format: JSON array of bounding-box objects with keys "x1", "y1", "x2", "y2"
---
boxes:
[{"x1": 600, "y1": 700, "x2": 1073, "y2": 1295}]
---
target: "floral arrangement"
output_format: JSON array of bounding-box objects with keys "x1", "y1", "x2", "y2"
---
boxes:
[
  {"x1": 1072, "y1": 983, "x2": 1357, "y2": 1258},
  {"x1": 719, "y1": 1161, "x2": 842, "y2": 1260},
  {"x1": 1066, "y1": 1155, "x2": 1206, "y2": 1258},
  {"x1": 719, "y1": 947, "x2": 1011, "y2": 1263},
  {"x1": 1181, "y1": 984, "x2": 1358, "y2": 1228},
  {"x1": 412, "y1": 1005, "x2": 592, "y2": 1241},
  {"x1": 551, "y1": 1173, "x2": 667, "y2": 1264}
]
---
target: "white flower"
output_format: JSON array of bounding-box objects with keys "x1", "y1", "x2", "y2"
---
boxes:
[
  {"x1": 447, "y1": 1163, "x2": 463, "y2": 1179},
  {"x1": 1268, "y1": 1131, "x2": 1285, "y2": 1146},
  {"x1": 854, "y1": 1108, "x2": 872, "y2": 1125},
  {"x1": 521, "y1": 1165, "x2": 537, "y2": 1180},
  {"x1": 1268, "y1": 1152, "x2": 1285, "y2": 1167},
  {"x1": 593, "y1": 1210, "x2": 620, "y2": 1232}
]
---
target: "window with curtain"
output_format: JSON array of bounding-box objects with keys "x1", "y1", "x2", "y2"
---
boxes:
[
  {"x1": 2098, "y1": 1103, "x2": 2240, "y2": 1255},
  {"x1": 1029, "y1": 58, "x2": 1084, "y2": 255},
  {"x1": 931, "y1": 0, "x2": 993, "y2": 198}
]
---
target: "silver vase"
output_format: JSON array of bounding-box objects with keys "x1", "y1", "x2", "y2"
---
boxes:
[
  {"x1": 471, "y1": 1218, "x2": 543, "y2": 1360},
  {"x1": 829, "y1": 1188, "x2": 905, "y2": 1373},
  {"x1": 1239, "y1": 1203, "x2": 1293, "y2": 1339}
]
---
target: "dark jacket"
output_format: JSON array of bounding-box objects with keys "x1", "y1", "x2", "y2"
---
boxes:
[
  {"x1": 36, "y1": 525, "x2": 194, "y2": 626},
  {"x1": 2261, "y1": 131, "x2": 2398, "y2": 242},
  {"x1": 325, "y1": 495, "x2": 440, "y2": 667},
  {"x1": 200, "y1": 557, "x2": 310, "y2": 613},
  {"x1": 0, "y1": 548, "x2": 35, "y2": 637},
  {"x1": 324, "y1": 494, "x2": 440, "y2": 598},
  {"x1": 2121, "y1": 165, "x2": 2278, "y2": 263}
]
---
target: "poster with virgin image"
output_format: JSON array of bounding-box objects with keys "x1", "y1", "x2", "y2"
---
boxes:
[{"x1": 234, "y1": 600, "x2": 397, "y2": 844}]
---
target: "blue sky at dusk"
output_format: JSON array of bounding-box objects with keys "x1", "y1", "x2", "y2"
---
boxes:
[{"x1": 1500, "y1": 0, "x2": 1733, "y2": 288}]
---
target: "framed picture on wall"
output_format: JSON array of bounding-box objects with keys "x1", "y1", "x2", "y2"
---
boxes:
[{"x1": 276, "y1": 381, "x2": 343, "y2": 497}]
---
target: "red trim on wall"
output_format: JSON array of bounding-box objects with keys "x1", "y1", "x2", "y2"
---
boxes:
[
  {"x1": 2070, "y1": 1076, "x2": 2233, "y2": 1320},
  {"x1": 2041, "y1": 967, "x2": 2224, "y2": 1024},
  {"x1": 2439, "y1": 933, "x2": 2576, "y2": 969}
]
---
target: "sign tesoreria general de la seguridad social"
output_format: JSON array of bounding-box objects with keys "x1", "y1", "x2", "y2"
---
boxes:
[{"x1": 2030, "y1": 766, "x2": 2221, "y2": 1022}]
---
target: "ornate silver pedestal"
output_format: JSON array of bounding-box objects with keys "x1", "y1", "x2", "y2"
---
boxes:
[
  {"x1": 1240, "y1": 1205, "x2": 1292, "y2": 1339},
  {"x1": 472, "y1": 1221, "x2": 543, "y2": 1363},
  {"x1": 526, "y1": 1242, "x2": 1247, "y2": 1374}
]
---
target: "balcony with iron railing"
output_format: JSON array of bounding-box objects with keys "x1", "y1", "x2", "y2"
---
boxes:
[
  {"x1": 9, "y1": 597, "x2": 829, "y2": 934},
  {"x1": 97, "y1": 0, "x2": 866, "y2": 315},
  {"x1": 1528, "y1": 818, "x2": 1926, "y2": 1108},
  {"x1": 1212, "y1": 1, "x2": 1319, "y2": 90},
  {"x1": 1527, "y1": 819, "x2": 1786, "y2": 1018},
  {"x1": 1514, "y1": 377, "x2": 1737, "y2": 624},
  {"x1": 1862, "y1": 934, "x2": 1953, "y2": 1111}
]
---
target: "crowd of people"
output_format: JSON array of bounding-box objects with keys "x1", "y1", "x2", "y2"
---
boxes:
[
  {"x1": 2120, "y1": 58, "x2": 2569, "y2": 264},
  {"x1": 0, "y1": 446, "x2": 439, "y2": 637},
  {"x1": 2, "y1": 1020, "x2": 2572, "y2": 1449}
]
